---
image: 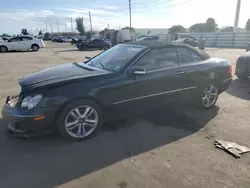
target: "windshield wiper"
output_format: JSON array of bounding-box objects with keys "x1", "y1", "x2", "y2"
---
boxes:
[{"x1": 99, "y1": 62, "x2": 106, "y2": 69}]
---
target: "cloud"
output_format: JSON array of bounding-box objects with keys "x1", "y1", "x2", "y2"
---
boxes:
[
  {"x1": 57, "y1": 8, "x2": 119, "y2": 16},
  {"x1": 92, "y1": 5, "x2": 121, "y2": 10}
]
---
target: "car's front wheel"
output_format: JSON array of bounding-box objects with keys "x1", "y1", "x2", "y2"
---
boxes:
[
  {"x1": 0, "y1": 46, "x2": 8, "y2": 53},
  {"x1": 57, "y1": 99, "x2": 103, "y2": 141},
  {"x1": 199, "y1": 83, "x2": 219, "y2": 109}
]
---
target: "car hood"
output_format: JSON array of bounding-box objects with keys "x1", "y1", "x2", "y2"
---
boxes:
[{"x1": 19, "y1": 62, "x2": 111, "y2": 89}]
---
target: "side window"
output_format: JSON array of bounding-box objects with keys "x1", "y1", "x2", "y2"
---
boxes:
[
  {"x1": 90, "y1": 39, "x2": 97, "y2": 43},
  {"x1": 8, "y1": 37, "x2": 21, "y2": 42},
  {"x1": 22, "y1": 37, "x2": 32, "y2": 41},
  {"x1": 178, "y1": 48, "x2": 201, "y2": 64},
  {"x1": 134, "y1": 48, "x2": 178, "y2": 71}
]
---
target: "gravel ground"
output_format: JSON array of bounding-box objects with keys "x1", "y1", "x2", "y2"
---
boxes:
[{"x1": 0, "y1": 42, "x2": 249, "y2": 188}]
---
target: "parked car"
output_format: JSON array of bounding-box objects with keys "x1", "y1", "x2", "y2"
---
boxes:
[
  {"x1": 246, "y1": 42, "x2": 250, "y2": 52},
  {"x1": 62, "y1": 37, "x2": 73, "y2": 43},
  {"x1": 235, "y1": 51, "x2": 250, "y2": 80},
  {"x1": 175, "y1": 37, "x2": 199, "y2": 47},
  {"x1": 2, "y1": 41, "x2": 232, "y2": 141},
  {"x1": 137, "y1": 35, "x2": 159, "y2": 41},
  {"x1": 0, "y1": 36, "x2": 45, "y2": 52},
  {"x1": 55, "y1": 36, "x2": 65, "y2": 43},
  {"x1": 76, "y1": 39, "x2": 111, "y2": 51}
]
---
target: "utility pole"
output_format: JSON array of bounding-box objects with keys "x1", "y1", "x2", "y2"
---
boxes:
[
  {"x1": 46, "y1": 25, "x2": 48, "y2": 33},
  {"x1": 129, "y1": 0, "x2": 132, "y2": 28},
  {"x1": 57, "y1": 21, "x2": 60, "y2": 33},
  {"x1": 71, "y1": 17, "x2": 73, "y2": 32},
  {"x1": 89, "y1": 11, "x2": 93, "y2": 33},
  {"x1": 65, "y1": 21, "x2": 67, "y2": 32},
  {"x1": 50, "y1": 24, "x2": 53, "y2": 34},
  {"x1": 82, "y1": 17, "x2": 84, "y2": 33},
  {"x1": 108, "y1": 24, "x2": 109, "y2": 29},
  {"x1": 234, "y1": 0, "x2": 241, "y2": 32}
]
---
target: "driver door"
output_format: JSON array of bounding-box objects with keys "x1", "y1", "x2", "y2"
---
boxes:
[
  {"x1": 7, "y1": 37, "x2": 22, "y2": 51},
  {"x1": 106, "y1": 47, "x2": 187, "y2": 115},
  {"x1": 88, "y1": 39, "x2": 98, "y2": 48}
]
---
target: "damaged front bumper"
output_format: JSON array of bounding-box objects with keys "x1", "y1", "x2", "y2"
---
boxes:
[{"x1": 2, "y1": 94, "x2": 57, "y2": 137}]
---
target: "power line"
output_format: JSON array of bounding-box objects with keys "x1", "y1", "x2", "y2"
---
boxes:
[
  {"x1": 133, "y1": 0, "x2": 180, "y2": 9},
  {"x1": 132, "y1": 0, "x2": 193, "y2": 13}
]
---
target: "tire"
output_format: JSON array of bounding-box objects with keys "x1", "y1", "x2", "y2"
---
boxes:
[
  {"x1": 31, "y1": 44, "x2": 40, "y2": 52},
  {"x1": 57, "y1": 99, "x2": 103, "y2": 141},
  {"x1": 103, "y1": 45, "x2": 110, "y2": 50},
  {"x1": 198, "y1": 82, "x2": 219, "y2": 109},
  {"x1": 236, "y1": 74, "x2": 248, "y2": 80},
  {"x1": 0, "y1": 46, "x2": 8, "y2": 53}
]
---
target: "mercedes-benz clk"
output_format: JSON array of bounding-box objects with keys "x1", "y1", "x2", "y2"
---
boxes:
[{"x1": 2, "y1": 41, "x2": 232, "y2": 141}]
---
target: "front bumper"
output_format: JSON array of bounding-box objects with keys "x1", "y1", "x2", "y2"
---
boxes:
[{"x1": 2, "y1": 96, "x2": 59, "y2": 137}]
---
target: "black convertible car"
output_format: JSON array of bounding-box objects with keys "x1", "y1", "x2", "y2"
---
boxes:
[
  {"x1": 235, "y1": 52, "x2": 250, "y2": 80},
  {"x1": 2, "y1": 41, "x2": 232, "y2": 141},
  {"x1": 76, "y1": 39, "x2": 111, "y2": 51}
]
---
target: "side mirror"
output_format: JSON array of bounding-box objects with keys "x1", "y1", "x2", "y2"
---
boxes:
[
  {"x1": 85, "y1": 56, "x2": 92, "y2": 60},
  {"x1": 130, "y1": 67, "x2": 146, "y2": 75}
]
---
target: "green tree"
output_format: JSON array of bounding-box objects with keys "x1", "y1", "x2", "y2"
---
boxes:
[
  {"x1": 190, "y1": 18, "x2": 218, "y2": 33},
  {"x1": 38, "y1": 30, "x2": 43, "y2": 35},
  {"x1": 75, "y1": 17, "x2": 85, "y2": 35},
  {"x1": 1, "y1": 33, "x2": 10, "y2": 37},
  {"x1": 21, "y1": 29, "x2": 29, "y2": 35},
  {"x1": 220, "y1": 26, "x2": 233, "y2": 32},
  {"x1": 100, "y1": 28, "x2": 109, "y2": 36},
  {"x1": 206, "y1": 17, "x2": 218, "y2": 32},
  {"x1": 168, "y1": 25, "x2": 186, "y2": 34},
  {"x1": 121, "y1": 26, "x2": 135, "y2": 32},
  {"x1": 246, "y1": 19, "x2": 250, "y2": 31},
  {"x1": 190, "y1": 23, "x2": 207, "y2": 32}
]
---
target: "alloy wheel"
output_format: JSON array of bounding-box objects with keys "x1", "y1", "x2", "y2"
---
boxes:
[
  {"x1": 32, "y1": 45, "x2": 38, "y2": 51},
  {"x1": 0, "y1": 46, "x2": 7, "y2": 52},
  {"x1": 202, "y1": 84, "x2": 218, "y2": 108},
  {"x1": 65, "y1": 105, "x2": 98, "y2": 138}
]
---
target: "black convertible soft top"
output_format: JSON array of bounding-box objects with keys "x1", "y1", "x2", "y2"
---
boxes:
[{"x1": 125, "y1": 40, "x2": 210, "y2": 60}]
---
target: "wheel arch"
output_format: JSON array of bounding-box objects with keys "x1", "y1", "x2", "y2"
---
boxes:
[
  {"x1": 0, "y1": 45, "x2": 8, "y2": 51},
  {"x1": 54, "y1": 96, "x2": 104, "y2": 120},
  {"x1": 31, "y1": 43, "x2": 39, "y2": 47}
]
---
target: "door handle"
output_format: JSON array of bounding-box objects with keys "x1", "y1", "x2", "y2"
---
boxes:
[{"x1": 174, "y1": 71, "x2": 184, "y2": 76}]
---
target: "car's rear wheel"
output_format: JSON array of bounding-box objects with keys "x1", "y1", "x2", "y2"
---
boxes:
[
  {"x1": 57, "y1": 99, "x2": 103, "y2": 141},
  {"x1": 31, "y1": 44, "x2": 39, "y2": 52},
  {"x1": 236, "y1": 73, "x2": 248, "y2": 80},
  {"x1": 199, "y1": 83, "x2": 219, "y2": 109},
  {"x1": 0, "y1": 46, "x2": 8, "y2": 53},
  {"x1": 103, "y1": 45, "x2": 110, "y2": 50}
]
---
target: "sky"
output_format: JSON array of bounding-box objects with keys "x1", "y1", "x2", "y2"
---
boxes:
[{"x1": 0, "y1": 0, "x2": 249, "y2": 34}]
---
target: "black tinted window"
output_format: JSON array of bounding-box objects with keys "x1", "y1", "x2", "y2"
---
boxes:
[
  {"x1": 8, "y1": 37, "x2": 21, "y2": 42},
  {"x1": 91, "y1": 39, "x2": 98, "y2": 43},
  {"x1": 22, "y1": 37, "x2": 32, "y2": 41},
  {"x1": 134, "y1": 48, "x2": 178, "y2": 71},
  {"x1": 178, "y1": 48, "x2": 201, "y2": 64}
]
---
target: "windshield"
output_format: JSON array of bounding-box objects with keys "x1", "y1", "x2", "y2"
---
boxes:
[{"x1": 86, "y1": 45, "x2": 145, "y2": 72}]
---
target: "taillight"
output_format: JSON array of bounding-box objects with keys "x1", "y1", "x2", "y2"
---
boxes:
[{"x1": 228, "y1": 64, "x2": 233, "y2": 75}]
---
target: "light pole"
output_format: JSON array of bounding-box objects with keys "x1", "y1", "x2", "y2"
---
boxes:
[{"x1": 234, "y1": 0, "x2": 241, "y2": 32}]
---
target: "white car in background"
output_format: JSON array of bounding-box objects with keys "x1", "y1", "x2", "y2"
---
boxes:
[{"x1": 0, "y1": 36, "x2": 45, "y2": 52}]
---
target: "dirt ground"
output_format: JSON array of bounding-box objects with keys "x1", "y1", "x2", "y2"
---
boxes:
[{"x1": 0, "y1": 42, "x2": 250, "y2": 188}]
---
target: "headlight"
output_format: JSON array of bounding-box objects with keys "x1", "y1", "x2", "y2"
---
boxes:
[{"x1": 21, "y1": 95, "x2": 42, "y2": 110}]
